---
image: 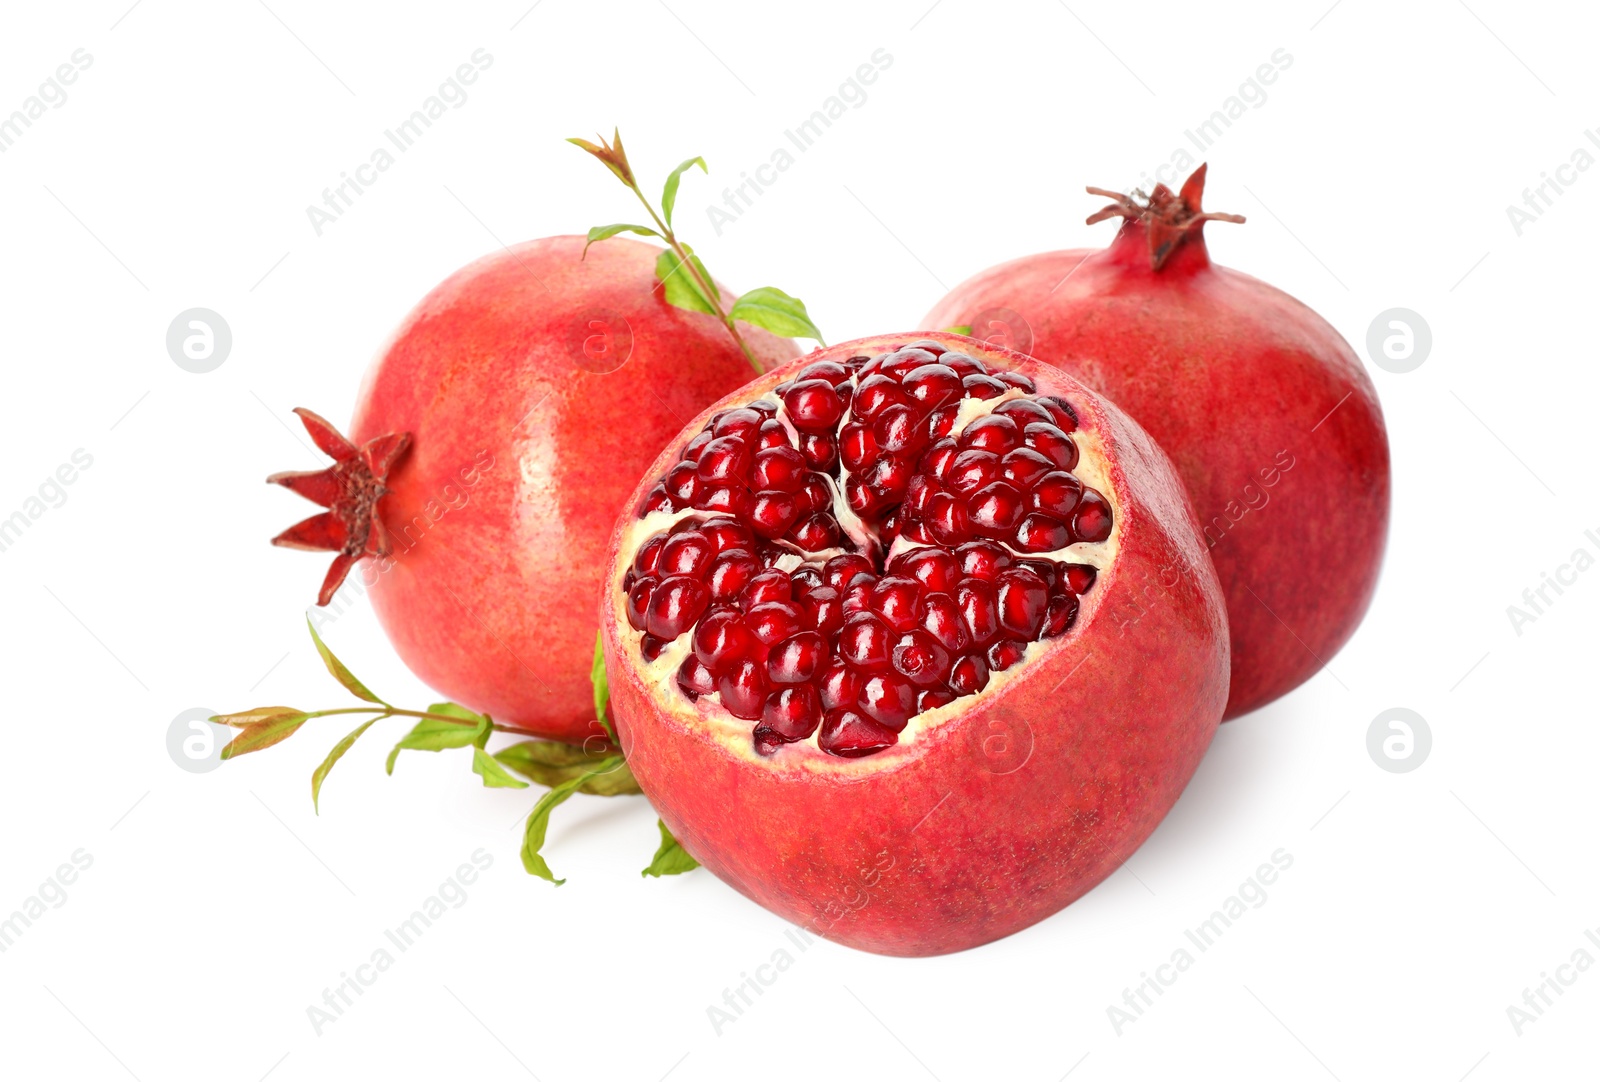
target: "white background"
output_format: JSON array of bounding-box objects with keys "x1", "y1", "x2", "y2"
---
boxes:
[{"x1": 1, "y1": 1, "x2": 1594, "y2": 1079}]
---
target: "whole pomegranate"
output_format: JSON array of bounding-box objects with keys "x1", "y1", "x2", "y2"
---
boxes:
[
  {"x1": 269, "y1": 236, "x2": 798, "y2": 744},
  {"x1": 600, "y1": 333, "x2": 1228, "y2": 955},
  {"x1": 923, "y1": 166, "x2": 1390, "y2": 719}
]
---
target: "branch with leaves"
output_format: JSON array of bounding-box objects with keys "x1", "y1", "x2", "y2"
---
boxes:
[
  {"x1": 213, "y1": 621, "x2": 697, "y2": 884},
  {"x1": 570, "y1": 129, "x2": 825, "y2": 374}
]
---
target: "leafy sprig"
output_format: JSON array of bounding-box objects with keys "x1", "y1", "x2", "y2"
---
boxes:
[{"x1": 570, "y1": 129, "x2": 824, "y2": 373}]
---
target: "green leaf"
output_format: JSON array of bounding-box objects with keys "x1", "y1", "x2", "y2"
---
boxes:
[
  {"x1": 307, "y1": 618, "x2": 384, "y2": 705},
  {"x1": 494, "y1": 740, "x2": 643, "y2": 794},
  {"x1": 211, "y1": 705, "x2": 304, "y2": 728},
  {"x1": 728, "y1": 286, "x2": 826, "y2": 343},
  {"x1": 520, "y1": 755, "x2": 623, "y2": 884},
  {"x1": 642, "y1": 819, "x2": 701, "y2": 878},
  {"x1": 661, "y1": 156, "x2": 707, "y2": 228},
  {"x1": 385, "y1": 703, "x2": 490, "y2": 774},
  {"x1": 472, "y1": 747, "x2": 529, "y2": 789},
  {"x1": 942, "y1": 325, "x2": 972, "y2": 336},
  {"x1": 221, "y1": 710, "x2": 310, "y2": 759},
  {"x1": 655, "y1": 247, "x2": 719, "y2": 315},
  {"x1": 591, "y1": 630, "x2": 614, "y2": 742},
  {"x1": 582, "y1": 222, "x2": 661, "y2": 257},
  {"x1": 311, "y1": 717, "x2": 381, "y2": 812}
]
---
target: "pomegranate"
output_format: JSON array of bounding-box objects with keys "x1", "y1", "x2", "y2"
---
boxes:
[
  {"x1": 923, "y1": 165, "x2": 1390, "y2": 719},
  {"x1": 600, "y1": 333, "x2": 1229, "y2": 955},
  {"x1": 270, "y1": 236, "x2": 798, "y2": 744}
]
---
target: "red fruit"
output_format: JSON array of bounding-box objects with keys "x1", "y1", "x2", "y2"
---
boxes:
[
  {"x1": 602, "y1": 333, "x2": 1227, "y2": 956},
  {"x1": 925, "y1": 165, "x2": 1389, "y2": 718},
  {"x1": 268, "y1": 238, "x2": 798, "y2": 743}
]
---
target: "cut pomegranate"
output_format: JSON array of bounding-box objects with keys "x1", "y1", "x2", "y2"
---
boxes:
[{"x1": 602, "y1": 333, "x2": 1230, "y2": 956}]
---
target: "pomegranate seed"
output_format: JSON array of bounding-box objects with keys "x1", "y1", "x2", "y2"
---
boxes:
[
  {"x1": 1064, "y1": 564, "x2": 1098, "y2": 594},
  {"x1": 677, "y1": 655, "x2": 716, "y2": 698},
  {"x1": 697, "y1": 436, "x2": 752, "y2": 482},
  {"x1": 713, "y1": 408, "x2": 764, "y2": 441},
  {"x1": 694, "y1": 483, "x2": 752, "y2": 518},
  {"x1": 1000, "y1": 448, "x2": 1055, "y2": 489},
  {"x1": 967, "y1": 481, "x2": 1025, "y2": 537},
  {"x1": 1074, "y1": 490, "x2": 1113, "y2": 542},
  {"x1": 717, "y1": 659, "x2": 767, "y2": 720},
  {"x1": 682, "y1": 430, "x2": 713, "y2": 462},
  {"x1": 659, "y1": 531, "x2": 714, "y2": 577},
  {"x1": 665, "y1": 461, "x2": 699, "y2": 503},
  {"x1": 756, "y1": 684, "x2": 823, "y2": 750},
  {"x1": 893, "y1": 548, "x2": 961, "y2": 594},
  {"x1": 1024, "y1": 424, "x2": 1078, "y2": 471},
  {"x1": 645, "y1": 575, "x2": 710, "y2": 639},
  {"x1": 864, "y1": 455, "x2": 912, "y2": 501},
  {"x1": 881, "y1": 347, "x2": 937, "y2": 378},
  {"x1": 879, "y1": 508, "x2": 904, "y2": 547},
  {"x1": 949, "y1": 654, "x2": 990, "y2": 694},
  {"x1": 768, "y1": 631, "x2": 826, "y2": 684},
  {"x1": 640, "y1": 634, "x2": 668, "y2": 662},
  {"x1": 962, "y1": 373, "x2": 1008, "y2": 399},
  {"x1": 961, "y1": 414, "x2": 1022, "y2": 454},
  {"x1": 924, "y1": 490, "x2": 970, "y2": 545},
  {"x1": 870, "y1": 576, "x2": 925, "y2": 632},
  {"x1": 753, "y1": 445, "x2": 807, "y2": 492},
  {"x1": 844, "y1": 474, "x2": 878, "y2": 517},
  {"x1": 706, "y1": 548, "x2": 759, "y2": 602},
  {"x1": 1042, "y1": 592, "x2": 1078, "y2": 637},
  {"x1": 891, "y1": 630, "x2": 951, "y2": 688},
  {"x1": 819, "y1": 660, "x2": 864, "y2": 710},
  {"x1": 747, "y1": 600, "x2": 804, "y2": 645},
  {"x1": 840, "y1": 422, "x2": 879, "y2": 471},
  {"x1": 632, "y1": 535, "x2": 666, "y2": 576},
  {"x1": 738, "y1": 569, "x2": 792, "y2": 608},
  {"x1": 904, "y1": 473, "x2": 934, "y2": 516},
  {"x1": 956, "y1": 541, "x2": 1012, "y2": 580},
  {"x1": 1014, "y1": 513, "x2": 1071, "y2": 552},
  {"x1": 948, "y1": 449, "x2": 1001, "y2": 497},
  {"x1": 755, "y1": 418, "x2": 789, "y2": 450},
  {"x1": 796, "y1": 360, "x2": 851, "y2": 386},
  {"x1": 901, "y1": 364, "x2": 963, "y2": 410},
  {"x1": 789, "y1": 513, "x2": 840, "y2": 550},
  {"x1": 640, "y1": 485, "x2": 673, "y2": 514},
  {"x1": 1030, "y1": 472, "x2": 1083, "y2": 521},
  {"x1": 797, "y1": 474, "x2": 832, "y2": 515},
  {"x1": 818, "y1": 708, "x2": 898, "y2": 757},
  {"x1": 920, "y1": 591, "x2": 968, "y2": 652},
  {"x1": 918, "y1": 689, "x2": 956, "y2": 712},
  {"x1": 626, "y1": 577, "x2": 655, "y2": 631},
  {"x1": 838, "y1": 612, "x2": 893, "y2": 671},
  {"x1": 956, "y1": 579, "x2": 1001, "y2": 647},
  {"x1": 800, "y1": 432, "x2": 839, "y2": 471},
  {"x1": 996, "y1": 568, "x2": 1049, "y2": 639},
  {"x1": 852, "y1": 373, "x2": 907, "y2": 421},
  {"x1": 841, "y1": 574, "x2": 875, "y2": 613},
  {"x1": 941, "y1": 352, "x2": 986, "y2": 377},
  {"x1": 920, "y1": 438, "x2": 959, "y2": 482},
  {"x1": 1041, "y1": 396, "x2": 1079, "y2": 432},
  {"x1": 857, "y1": 672, "x2": 917, "y2": 729},
  {"x1": 823, "y1": 554, "x2": 873, "y2": 589},
  {"x1": 750, "y1": 490, "x2": 800, "y2": 539},
  {"x1": 694, "y1": 610, "x2": 756, "y2": 674},
  {"x1": 790, "y1": 566, "x2": 824, "y2": 593},
  {"x1": 987, "y1": 639, "x2": 1028, "y2": 671},
  {"x1": 902, "y1": 340, "x2": 947, "y2": 357},
  {"x1": 996, "y1": 370, "x2": 1036, "y2": 392},
  {"x1": 994, "y1": 399, "x2": 1054, "y2": 426},
  {"x1": 926, "y1": 405, "x2": 959, "y2": 441},
  {"x1": 783, "y1": 379, "x2": 845, "y2": 432},
  {"x1": 872, "y1": 404, "x2": 925, "y2": 457},
  {"x1": 800, "y1": 586, "x2": 845, "y2": 637}
]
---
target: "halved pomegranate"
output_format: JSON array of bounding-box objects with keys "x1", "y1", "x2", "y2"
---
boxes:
[{"x1": 601, "y1": 333, "x2": 1229, "y2": 956}]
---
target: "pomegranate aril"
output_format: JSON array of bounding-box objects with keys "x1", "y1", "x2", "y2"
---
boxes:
[
  {"x1": 987, "y1": 639, "x2": 1028, "y2": 671},
  {"x1": 681, "y1": 430, "x2": 713, "y2": 462},
  {"x1": 677, "y1": 655, "x2": 716, "y2": 698},
  {"x1": 840, "y1": 422, "x2": 879, "y2": 471},
  {"x1": 1041, "y1": 396, "x2": 1079, "y2": 432},
  {"x1": 967, "y1": 481, "x2": 1025, "y2": 536},
  {"x1": 694, "y1": 610, "x2": 756, "y2": 673},
  {"x1": 797, "y1": 474, "x2": 832, "y2": 515},
  {"x1": 788, "y1": 512, "x2": 840, "y2": 551},
  {"x1": 892, "y1": 547, "x2": 961, "y2": 595},
  {"x1": 921, "y1": 438, "x2": 960, "y2": 482},
  {"x1": 993, "y1": 399, "x2": 1054, "y2": 426},
  {"x1": 962, "y1": 373, "x2": 1008, "y2": 399},
  {"x1": 747, "y1": 600, "x2": 804, "y2": 645},
  {"x1": 665, "y1": 461, "x2": 699, "y2": 503},
  {"x1": 961, "y1": 414, "x2": 1022, "y2": 454},
  {"x1": 626, "y1": 577, "x2": 655, "y2": 631},
  {"x1": 1064, "y1": 564, "x2": 1098, "y2": 595},
  {"x1": 818, "y1": 708, "x2": 898, "y2": 758},
  {"x1": 750, "y1": 490, "x2": 800, "y2": 539},
  {"x1": 918, "y1": 689, "x2": 956, "y2": 712},
  {"x1": 717, "y1": 659, "x2": 767, "y2": 720},
  {"x1": 873, "y1": 404, "x2": 925, "y2": 457},
  {"x1": 783, "y1": 379, "x2": 845, "y2": 432},
  {"x1": 640, "y1": 634, "x2": 668, "y2": 662},
  {"x1": 841, "y1": 574, "x2": 875, "y2": 613},
  {"x1": 796, "y1": 360, "x2": 851, "y2": 386},
  {"x1": 713, "y1": 408, "x2": 764, "y2": 441},
  {"x1": 857, "y1": 672, "x2": 917, "y2": 730},
  {"x1": 632, "y1": 535, "x2": 666, "y2": 576},
  {"x1": 891, "y1": 631, "x2": 951, "y2": 688},
  {"x1": 753, "y1": 446, "x2": 807, "y2": 492},
  {"x1": 949, "y1": 654, "x2": 990, "y2": 694},
  {"x1": 1074, "y1": 489, "x2": 1113, "y2": 542},
  {"x1": 852, "y1": 374, "x2": 907, "y2": 421},
  {"x1": 1014, "y1": 513, "x2": 1071, "y2": 552},
  {"x1": 694, "y1": 483, "x2": 751, "y2": 518},
  {"x1": 920, "y1": 591, "x2": 969, "y2": 652},
  {"x1": 640, "y1": 485, "x2": 673, "y2": 514},
  {"x1": 790, "y1": 566, "x2": 824, "y2": 593},
  {"x1": 996, "y1": 568, "x2": 1050, "y2": 639},
  {"x1": 768, "y1": 631, "x2": 826, "y2": 685},
  {"x1": 700, "y1": 518, "x2": 754, "y2": 553},
  {"x1": 755, "y1": 418, "x2": 790, "y2": 450},
  {"x1": 995, "y1": 370, "x2": 1036, "y2": 392},
  {"x1": 924, "y1": 490, "x2": 970, "y2": 545},
  {"x1": 901, "y1": 364, "x2": 963, "y2": 410},
  {"x1": 845, "y1": 474, "x2": 878, "y2": 517},
  {"x1": 881, "y1": 347, "x2": 937, "y2": 378},
  {"x1": 659, "y1": 531, "x2": 713, "y2": 577},
  {"x1": 801, "y1": 586, "x2": 845, "y2": 637},
  {"x1": 957, "y1": 579, "x2": 1001, "y2": 647},
  {"x1": 738, "y1": 569, "x2": 792, "y2": 608},
  {"x1": 904, "y1": 473, "x2": 934, "y2": 516},
  {"x1": 941, "y1": 352, "x2": 986, "y2": 377},
  {"x1": 800, "y1": 432, "x2": 839, "y2": 472},
  {"x1": 645, "y1": 575, "x2": 710, "y2": 639},
  {"x1": 1042, "y1": 592, "x2": 1079, "y2": 637},
  {"x1": 707, "y1": 548, "x2": 759, "y2": 602},
  {"x1": 956, "y1": 540, "x2": 1012, "y2": 580},
  {"x1": 948, "y1": 449, "x2": 1001, "y2": 497},
  {"x1": 755, "y1": 685, "x2": 823, "y2": 751},
  {"x1": 697, "y1": 436, "x2": 752, "y2": 482},
  {"x1": 1024, "y1": 424, "x2": 1078, "y2": 471},
  {"x1": 824, "y1": 554, "x2": 874, "y2": 590},
  {"x1": 926, "y1": 405, "x2": 959, "y2": 441},
  {"x1": 838, "y1": 612, "x2": 893, "y2": 671},
  {"x1": 1030, "y1": 472, "x2": 1082, "y2": 521},
  {"x1": 820, "y1": 660, "x2": 864, "y2": 710},
  {"x1": 1000, "y1": 448, "x2": 1055, "y2": 489},
  {"x1": 871, "y1": 576, "x2": 925, "y2": 632}
]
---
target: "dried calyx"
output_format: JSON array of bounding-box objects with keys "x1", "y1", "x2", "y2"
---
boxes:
[
  {"x1": 617, "y1": 339, "x2": 1119, "y2": 759},
  {"x1": 1086, "y1": 163, "x2": 1245, "y2": 271}
]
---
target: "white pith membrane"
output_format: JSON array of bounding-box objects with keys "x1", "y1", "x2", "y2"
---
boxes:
[{"x1": 610, "y1": 343, "x2": 1122, "y2": 768}]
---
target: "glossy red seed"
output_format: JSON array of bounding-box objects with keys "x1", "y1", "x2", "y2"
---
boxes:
[
  {"x1": 1042, "y1": 592, "x2": 1078, "y2": 637},
  {"x1": 694, "y1": 610, "x2": 756, "y2": 673},
  {"x1": 753, "y1": 445, "x2": 807, "y2": 492},
  {"x1": 1000, "y1": 447, "x2": 1055, "y2": 489},
  {"x1": 851, "y1": 374, "x2": 907, "y2": 421},
  {"x1": 626, "y1": 576, "x2": 655, "y2": 630},
  {"x1": 987, "y1": 638, "x2": 1028, "y2": 671},
  {"x1": 840, "y1": 422, "x2": 878, "y2": 471},
  {"x1": 996, "y1": 567, "x2": 1049, "y2": 639},
  {"x1": 1041, "y1": 396, "x2": 1079, "y2": 432},
  {"x1": 993, "y1": 399, "x2": 1054, "y2": 426},
  {"x1": 749, "y1": 490, "x2": 800, "y2": 539},
  {"x1": 901, "y1": 364, "x2": 963, "y2": 410},
  {"x1": 1030, "y1": 472, "x2": 1083, "y2": 520},
  {"x1": 1014, "y1": 513, "x2": 1072, "y2": 552},
  {"x1": 681, "y1": 430, "x2": 713, "y2": 462},
  {"x1": 881, "y1": 347, "x2": 937, "y2": 378},
  {"x1": 796, "y1": 360, "x2": 851, "y2": 386},
  {"x1": 676, "y1": 654, "x2": 716, "y2": 698},
  {"x1": 903, "y1": 473, "x2": 934, "y2": 516},
  {"x1": 1074, "y1": 489, "x2": 1113, "y2": 542},
  {"x1": 801, "y1": 586, "x2": 845, "y2": 637},
  {"x1": 956, "y1": 579, "x2": 1001, "y2": 647},
  {"x1": 995, "y1": 370, "x2": 1036, "y2": 392},
  {"x1": 756, "y1": 684, "x2": 823, "y2": 748},
  {"x1": 697, "y1": 436, "x2": 751, "y2": 482},
  {"x1": 645, "y1": 575, "x2": 710, "y2": 639},
  {"x1": 665, "y1": 461, "x2": 699, "y2": 503},
  {"x1": 920, "y1": 438, "x2": 960, "y2": 482},
  {"x1": 701, "y1": 519, "x2": 752, "y2": 553},
  {"x1": 962, "y1": 373, "x2": 1008, "y2": 399},
  {"x1": 783, "y1": 379, "x2": 845, "y2": 432},
  {"x1": 961, "y1": 414, "x2": 1022, "y2": 454},
  {"x1": 818, "y1": 708, "x2": 898, "y2": 757},
  {"x1": 747, "y1": 600, "x2": 804, "y2": 645},
  {"x1": 797, "y1": 474, "x2": 832, "y2": 515},
  {"x1": 870, "y1": 576, "x2": 924, "y2": 632},
  {"x1": 844, "y1": 474, "x2": 877, "y2": 516},
  {"x1": 694, "y1": 483, "x2": 751, "y2": 518},
  {"x1": 947, "y1": 449, "x2": 1000, "y2": 497},
  {"x1": 857, "y1": 672, "x2": 917, "y2": 729},
  {"x1": 864, "y1": 455, "x2": 911, "y2": 501},
  {"x1": 823, "y1": 554, "x2": 873, "y2": 590},
  {"x1": 632, "y1": 535, "x2": 666, "y2": 576},
  {"x1": 640, "y1": 634, "x2": 668, "y2": 662},
  {"x1": 1064, "y1": 564, "x2": 1098, "y2": 595},
  {"x1": 1024, "y1": 423, "x2": 1078, "y2": 471},
  {"x1": 918, "y1": 689, "x2": 956, "y2": 712},
  {"x1": 893, "y1": 547, "x2": 961, "y2": 595},
  {"x1": 713, "y1": 408, "x2": 764, "y2": 441},
  {"x1": 799, "y1": 432, "x2": 839, "y2": 471},
  {"x1": 755, "y1": 418, "x2": 790, "y2": 450},
  {"x1": 920, "y1": 591, "x2": 968, "y2": 652},
  {"x1": 788, "y1": 513, "x2": 840, "y2": 550},
  {"x1": 949, "y1": 654, "x2": 990, "y2": 694},
  {"x1": 706, "y1": 548, "x2": 759, "y2": 602},
  {"x1": 872, "y1": 404, "x2": 925, "y2": 457},
  {"x1": 923, "y1": 490, "x2": 971, "y2": 545},
  {"x1": 790, "y1": 566, "x2": 824, "y2": 593},
  {"x1": 967, "y1": 481, "x2": 1025, "y2": 536},
  {"x1": 738, "y1": 569, "x2": 791, "y2": 608},
  {"x1": 956, "y1": 540, "x2": 1012, "y2": 580},
  {"x1": 926, "y1": 405, "x2": 959, "y2": 441},
  {"x1": 658, "y1": 531, "x2": 713, "y2": 577},
  {"x1": 838, "y1": 612, "x2": 893, "y2": 671},
  {"x1": 768, "y1": 631, "x2": 826, "y2": 684},
  {"x1": 891, "y1": 630, "x2": 951, "y2": 688},
  {"x1": 640, "y1": 485, "x2": 673, "y2": 514},
  {"x1": 717, "y1": 659, "x2": 767, "y2": 720},
  {"x1": 941, "y1": 352, "x2": 986, "y2": 377}
]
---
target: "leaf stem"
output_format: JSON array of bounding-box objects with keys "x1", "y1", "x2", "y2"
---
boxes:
[{"x1": 293, "y1": 706, "x2": 545, "y2": 737}]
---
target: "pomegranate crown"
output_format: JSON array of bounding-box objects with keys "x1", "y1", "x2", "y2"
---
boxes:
[{"x1": 1085, "y1": 163, "x2": 1245, "y2": 271}]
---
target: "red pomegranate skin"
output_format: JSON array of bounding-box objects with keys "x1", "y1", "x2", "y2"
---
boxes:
[
  {"x1": 923, "y1": 218, "x2": 1389, "y2": 719},
  {"x1": 602, "y1": 334, "x2": 1229, "y2": 956},
  {"x1": 347, "y1": 236, "x2": 798, "y2": 745}
]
